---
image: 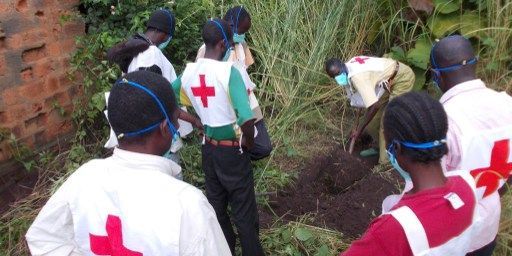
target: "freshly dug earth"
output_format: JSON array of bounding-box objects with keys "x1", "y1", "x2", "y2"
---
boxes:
[{"x1": 265, "y1": 147, "x2": 398, "y2": 238}]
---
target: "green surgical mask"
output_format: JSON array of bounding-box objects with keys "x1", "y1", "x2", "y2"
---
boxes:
[
  {"x1": 233, "y1": 33, "x2": 246, "y2": 44},
  {"x1": 158, "y1": 36, "x2": 172, "y2": 50}
]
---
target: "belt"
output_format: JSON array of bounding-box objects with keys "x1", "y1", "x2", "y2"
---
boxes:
[
  {"x1": 205, "y1": 136, "x2": 240, "y2": 147},
  {"x1": 386, "y1": 61, "x2": 400, "y2": 92}
]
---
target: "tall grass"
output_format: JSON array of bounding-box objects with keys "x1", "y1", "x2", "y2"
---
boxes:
[{"x1": 240, "y1": 0, "x2": 384, "y2": 145}]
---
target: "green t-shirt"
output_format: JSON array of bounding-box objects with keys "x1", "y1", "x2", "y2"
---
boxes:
[{"x1": 172, "y1": 66, "x2": 254, "y2": 140}]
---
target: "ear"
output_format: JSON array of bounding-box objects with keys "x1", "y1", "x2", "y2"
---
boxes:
[{"x1": 159, "y1": 120, "x2": 171, "y2": 139}]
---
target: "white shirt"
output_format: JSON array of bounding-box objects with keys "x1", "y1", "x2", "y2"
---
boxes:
[
  {"x1": 26, "y1": 148, "x2": 231, "y2": 256},
  {"x1": 128, "y1": 45, "x2": 177, "y2": 82},
  {"x1": 441, "y1": 79, "x2": 512, "y2": 251}
]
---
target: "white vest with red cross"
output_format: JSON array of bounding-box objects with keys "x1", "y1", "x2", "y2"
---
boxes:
[
  {"x1": 181, "y1": 58, "x2": 237, "y2": 127},
  {"x1": 452, "y1": 119, "x2": 512, "y2": 251},
  {"x1": 383, "y1": 171, "x2": 477, "y2": 256},
  {"x1": 344, "y1": 56, "x2": 391, "y2": 77}
]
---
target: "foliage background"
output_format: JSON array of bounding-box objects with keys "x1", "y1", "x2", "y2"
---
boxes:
[{"x1": 1, "y1": 0, "x2": 511, "y2": 255}]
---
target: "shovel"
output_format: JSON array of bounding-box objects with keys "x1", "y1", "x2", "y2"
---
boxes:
[{"x1": 348, "y1": 108, "x2": 363, "y2": 154}]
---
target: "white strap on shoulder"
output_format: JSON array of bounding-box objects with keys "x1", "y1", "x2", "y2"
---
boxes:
[{"x1": 388, "y1": 206, "x2": 430, "y2": 256}]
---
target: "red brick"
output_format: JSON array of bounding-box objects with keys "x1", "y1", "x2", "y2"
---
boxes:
[
  {"x1": 32, "y1": 59, "x2": 55, "y2": 79},
  {"x1": 60, "y1": 38, "x2": 77, "y2": 53},
  {"x1": 1, "y1": 104, "x2": 28, "y2": 124},
  {"x1": 22, "y1": 44, "x2": 47, "y2": 63},
  {"x1": 20, "y1": 66, "x2": 33, "y2": 81},
  {"x1": 2, "y1": 88, "x2": 22, "y2": 106},
  {"x1": 44, "y1": 75, "x2": 59, "y2": 93},
  {"x1": 0, "y1": 141, "x2": 13, "y2": 163},
  {"x1": 18, "y1": 83, "x2": 45, "y2": 102},
  {"x1": 63, "y1": 21, "x2": 84, "y2": 37}
]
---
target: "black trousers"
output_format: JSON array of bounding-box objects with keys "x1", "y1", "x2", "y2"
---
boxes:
[
  {"x1": 202, "y1": 143, "x2": 265, "y2": 256},
  {"x1": 467, "y1": 239, "x2": 496, "y2": 256},
  {"x1": 248, "y1": 120, "x2": 273, "y2": 161}
]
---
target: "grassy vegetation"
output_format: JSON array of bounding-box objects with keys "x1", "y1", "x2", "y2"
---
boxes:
[{"x1": 1, "y1": 0, "x2": 511, "y2": 255}]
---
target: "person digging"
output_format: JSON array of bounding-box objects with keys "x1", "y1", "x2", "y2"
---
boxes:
[{"x1": 325, "y1": 56, "x2": 415, "y2": 164}]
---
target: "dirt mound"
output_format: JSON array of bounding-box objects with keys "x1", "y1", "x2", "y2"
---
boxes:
[{"x1": 265, "y1": 148, "x2": 398, "y2": 238}]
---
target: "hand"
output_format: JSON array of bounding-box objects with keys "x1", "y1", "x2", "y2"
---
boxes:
[{"x1": 192, "y1": 119, "x2": 204, "y2": 131}]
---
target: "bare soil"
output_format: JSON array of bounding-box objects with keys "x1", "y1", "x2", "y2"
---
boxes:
[{"x1": 261, "y1": 147, "x2": 397, "y2": 238}]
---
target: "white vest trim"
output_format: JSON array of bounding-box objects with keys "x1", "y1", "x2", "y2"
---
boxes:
[
  {"x1": 181, "y1": 59, "x2": 237, "y2": 127},
  {"x1": 384, "y1": 171, "x2": 477, "y2": 256}
]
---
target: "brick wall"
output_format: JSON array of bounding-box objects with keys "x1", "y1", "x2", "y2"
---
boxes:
[{"x1": 0, "y1": 0, "x2": 84, "y2": 162}]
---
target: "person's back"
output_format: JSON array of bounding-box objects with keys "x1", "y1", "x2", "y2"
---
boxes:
[
  {"x1": 342, "y1": 92, "x2": 477, "y2": 256},
  {"x1": 432, "y1": 35, "x2": 512, "y2": 255},
  {"x1": 26, "y1": 71, "x2": 231, "y2": 256}
]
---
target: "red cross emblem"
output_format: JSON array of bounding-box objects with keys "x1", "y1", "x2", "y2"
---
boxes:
[
  {"x1": 89, "y1": 215, "x2": 143, "y2": 256},
  {"x1": 191, "y1": 74, "x2": 216, "y2": 108},
  {"x1": 470, "y1": 139, "x2": 512, "y2": 197},
  {"x1": 351, "y1": 57, "x2": 370, "y2": 64}
]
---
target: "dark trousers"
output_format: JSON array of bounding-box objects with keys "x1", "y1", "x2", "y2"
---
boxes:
[
  {"x1": 202, "y1": 143, "x2": 265, "y2": 256},
  {"x1": 249, "y1": 120, "x2": 273, "y2": 161},
  {"x1": 467, "y1": 239, "x2": 496, "y2": 256}
]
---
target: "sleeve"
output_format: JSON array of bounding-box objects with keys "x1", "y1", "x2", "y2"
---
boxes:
[
  {"x1": 342, "y1": 216, "x2": 412, "y2": 256},
  {"x1": 443, "y1": 116, "x2": 463, "y2": 172},
  {"x1": 172, "y1": 76, "x2": 192, "y2": 107},
  {"x1": 179, "y1": 190, "x2": 232, "y2": 256},
  {"x1": 389, "y1": 63, "x2": 415, "y2": 100},
  {"x1": 228, "y1": 67, "x2": 254, "y2": 126},
  {"x1": 25, "y1": 182, "x2": 81, "y2": 256}
]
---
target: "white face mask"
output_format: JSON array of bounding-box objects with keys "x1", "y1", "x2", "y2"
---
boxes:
[{"x1": 163, "y1": 133, "x2": 183, "y2": 158}]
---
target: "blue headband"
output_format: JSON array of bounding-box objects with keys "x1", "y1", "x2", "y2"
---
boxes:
[
  {"x1": 116, "y1": 79, "x2": 178, "y2": 139},
  {"x1": 160, "y1": 8, "x2": 175, "y2": 37},
  {"x1": 400, "y1": 139, "x2": 447, "y2": 149},
  {"x1": 210, "y1": 19, "x2": 230, "y2": 49},
  {"x1": 233, "y1": 6, "x2": 243, "y2": 34},
  {"x1": 431, "y1": 36, "x2": 477, "y2": 72}
]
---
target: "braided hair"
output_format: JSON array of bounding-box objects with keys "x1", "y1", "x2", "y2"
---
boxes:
[
  {"x1": 383, "y1": 92, "x2": 448, "y2": 163},
  {"x1": 107, "y1": 70, "x2": 178, "y2": 144}
]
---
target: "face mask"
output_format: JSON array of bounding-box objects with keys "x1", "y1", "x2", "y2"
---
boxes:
[
  {"x1": 222, "y1": 47, "x2": 232, "y2": 62},
  {"x1": 233, "y1": 33, "x2": 246, "y2": 44},
  {"x1": 158, "y1": 36, "x2": 172, "y2": 50},
  {"x1": 335, "y1": 73, "x2": 348, "y2": 86},
  {"x1": 387, "y1": 149, "x2": 412, "y2": 181},
  {"x1": 163, "y1": 133, "x2": 183, "y2": 158}
]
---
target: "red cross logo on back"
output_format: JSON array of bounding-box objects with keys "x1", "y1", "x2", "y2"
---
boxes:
[
  {"x1": 89, "y1": 215, "x2": 143, "y2": 256},
  {"x1": 191, "y1": 74, "x2": 216, "y2": 108},
  {"x1": 470, "y1": 139, "x2": 512, "y2": 197},
  {"x1": 351, "y1": 57, "x2": 370, "y2": 64}
]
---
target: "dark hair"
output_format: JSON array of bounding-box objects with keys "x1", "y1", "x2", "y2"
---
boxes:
[
  {"x1": 147, "y1": 9, "x2": 176, "y2": 37},
  {"x1": 325, "y1": 58, "x2": 344, "y2": 77},
  {"x1": 383, "y1": 92, "x2": 448, "y2": 163},
  {"x1": 223, "y1": 6, "x2": 250, "y2": 33},
  {"x1": 107, "y1": 70, "x2": 178, "y2": 144},
  {"x1": 202, "y1": 18, "x2": 233, "y2": 47},
  {"x1": 106, "y1": 36, "x2": 150, "y2": 73}
]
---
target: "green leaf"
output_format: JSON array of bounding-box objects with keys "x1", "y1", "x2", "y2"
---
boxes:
[
  {"x1": 294, "y1": 227, "x2": 313, "y2": 241},
  {"x1": 460, "y1": 12, "x2": 486, "y2": 38},
  {"x1": 406, "y1": 37, "x2": 432, "y2": 70},
  {"x1": 314, "y1": 245, "x2": 330, "y2": 256},
  {"x1": 282, "y1": 228, "x2": 292, "y2": 243},
  {"x1": 434, "y1": 0, "x2": 460, "y2": 14},
  {"x1": 427, "y1": 13, "x2": 460, "y2": 38},
  {"x1": 412, "y1": 67, "x2": 427, "y2": 91}
]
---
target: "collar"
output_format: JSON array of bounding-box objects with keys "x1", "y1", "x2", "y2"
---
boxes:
[
  {"x1": 111, "y1": 148, "x2": 181, "y2": 177},
  {"x1": 440, "y1": 79, "x2": 486, "y2": 104}
]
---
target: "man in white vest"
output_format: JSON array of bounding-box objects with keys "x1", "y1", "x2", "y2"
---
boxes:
[
  {"x1": 106, "y1": 9, "x2": 199, "y2": 166},
  {"x1": 26, "y1": 71, "x2": 231, "y2": 255},
  {"x1": 196, "y1": 6, "x2": 273, "y2": 161},
  {"x1": 343, "y1": 92, "x2": 477, "y2": 256},
  {"x1": 172, "y1": 19, "x2": 264, "y2": 256},
  {"x1": 325, "y1": 57, "x2": 414, "y2": 164},
  {"x1": 432, "y1": 35, "x2": 512, "y2": 256}
]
